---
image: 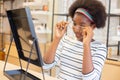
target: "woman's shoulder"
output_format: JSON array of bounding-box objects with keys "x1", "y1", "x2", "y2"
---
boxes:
[{"x1": 91, "y1": 40, "x2": 106, "y2": 48}]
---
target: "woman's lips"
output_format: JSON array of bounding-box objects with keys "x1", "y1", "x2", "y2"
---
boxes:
[{"x1": 75, "y1": 32, "x2": 83, "y2": 38}]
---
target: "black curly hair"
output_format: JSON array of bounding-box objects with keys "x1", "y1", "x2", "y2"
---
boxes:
[{"x1": 69, "y1": 0, "x2": 107, "y2": 28}]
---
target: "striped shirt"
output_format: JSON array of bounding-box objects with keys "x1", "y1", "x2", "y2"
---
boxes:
[{"x1": 43, "y1": 35, "x2": 107, "y2": 80}]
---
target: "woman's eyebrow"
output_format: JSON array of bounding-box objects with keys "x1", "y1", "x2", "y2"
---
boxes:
[{"x1": 72, "y1": 18, "x2": 87, "y2": 25}]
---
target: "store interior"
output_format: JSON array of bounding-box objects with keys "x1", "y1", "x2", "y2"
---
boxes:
[{"x1": 0, "y1": 0, "x2": 120, "y2": 80}]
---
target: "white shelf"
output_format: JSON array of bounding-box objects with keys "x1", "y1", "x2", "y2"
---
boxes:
[
  {"x1": 31, "y1": 11, "x2": 52, "y2": 15},
  {"x1": 35, "y1": 28, "x2": 51, "y2": 43},
  {"x1": 110, "y1": 9, "x2": 120, "y2": 15},
  {"x1": 35, "y1": 29, "x2": 51, "y2": 34},
  {"x1": 23, "y1": 0, "x2": 52, "y2": 43},
  {"x1": 35, "y1": 26, "x2": 51, "y2": 34},
  {"x1": 111, "y1": 36, "x2": 120, "y2": 41},
  {"x1": 23, "y1": 2, "x2": 42, "y2": 6},
  {"x1": 108, "y1": 55, "x2": 120, "y2": 61},
  {"x1": 36, "y1": 29, "x2": 51, "y2": 34},
  {"x1": 33, "y1": 20, "x2": 40, "y2": 24}
]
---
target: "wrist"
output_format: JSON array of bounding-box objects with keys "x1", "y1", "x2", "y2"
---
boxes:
[
  {"x1": 83, "y1": 39, "x2": 93, "y2": 45},
  {"x1": 83, "y1": 42, "x2": 90, "y2": 47},
  {"x1": 53, "y1": 36, "x2": 61, "y2": 43}
]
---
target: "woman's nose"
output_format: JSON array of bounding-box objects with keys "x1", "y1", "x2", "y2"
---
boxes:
[{"x1": 73, "y1": 25, "x2": 83, "y2": 31}]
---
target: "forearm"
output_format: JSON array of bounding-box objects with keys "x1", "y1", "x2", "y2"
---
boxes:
[
  {"x1": 43, "y1": 21, "x2": 67, "y2": 64},
  {"x1": 43, "y1": 37, "x2": 60, "y2": 64},
  {"x1": 82, "y1": 43, "x2": 94, "y2": 74}
]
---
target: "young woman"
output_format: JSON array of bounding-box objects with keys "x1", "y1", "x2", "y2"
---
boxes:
[{"x1": 43, "y1": 0, "x2": 107, "y2": 80}]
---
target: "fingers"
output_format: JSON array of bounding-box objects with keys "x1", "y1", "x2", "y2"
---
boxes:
[
  {"x1": 83, "y1": 26, "x2": 92, "y2": 32},
  {"x1": 56, "y1": 21, "x2": 68, "y2": 31},
  {"x1": 82, "y1": 28, "x2": 87, "y2": 39},
  {"x1": 82, "y1": 26, "x2": 94, "y2": 38}
]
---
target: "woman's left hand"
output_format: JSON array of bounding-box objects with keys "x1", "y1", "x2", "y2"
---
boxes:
[{"x1": 82, "y1": 26, "x2": 94, "y2": 45}]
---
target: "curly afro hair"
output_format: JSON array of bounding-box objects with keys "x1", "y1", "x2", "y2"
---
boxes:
[{"x1": 69, "y1": 0, "x2": 107, "y2": 28}]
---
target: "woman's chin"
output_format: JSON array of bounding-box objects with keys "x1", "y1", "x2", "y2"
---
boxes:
[
  {"x1": 76, "y1": 37, "x2": 83, "y2": 42},
  {"x1": 75, "y1": 34, "x2": 83, "y2": 41}
]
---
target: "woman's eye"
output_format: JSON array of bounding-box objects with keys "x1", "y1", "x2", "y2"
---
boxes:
[
  {"x1": 80, "y1": 24, "x2": 85, "y2": 27},
  {"x1": 80, "y1": 25, "x2": 84, "y2": 27}
]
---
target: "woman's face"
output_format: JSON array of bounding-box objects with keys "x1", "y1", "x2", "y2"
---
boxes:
[{"x1": 72, "y1": 13, "x2": 93, "y2": 41}]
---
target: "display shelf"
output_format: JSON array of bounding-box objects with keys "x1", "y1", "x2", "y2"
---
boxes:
[
  {"x1": 31, "y1": 10, "x2": 52, "y2": 15},
  {"x1": 105, "y1": 59, "x2": 120, "y2": 66},
  {"x1": 111, "y1": 36, "x2": 120, "y2": 41},
  {"x1": 108, "y1": 44, "x2": 118, "y2": 47},
  {"x1": 23, "y1": 0, "x2": 53, "y2": 43},
  {"x1": 23, "y1": 2, "x2": 43, "y2": 11},
  {"x1": 35, "y1": 26, "x2": 51, "y2": 34},
  {"x1": 109, "y1": 14, "x2": 120, "y2": 17},
  {"x1": 35, "y1": 28, "x2": 51, "y2": 43},
  {"x1": 23, "y1": 2, "x2": 41, "y2": 6},
  {"x1": 107, "y1": 55, "x2": 120, "y2": 61},
  {"x1": 54, "y1": 13, "x2": 69, "y2": 16},
  {"x1": 106, "y1": 9, "x2": 120, "y2": 17},
  {"x1": 97, "y1": 0, "x2": 120, "y2": 61},
  {"x1": 3, "y1": 0, "x2": 14, "y2": 1},
  {"x1": 110, "y1": 9, "x2": 120, "y2": 14},
  {"x1": 0, "y1": 0, "x2": 4, "y2": 51}
]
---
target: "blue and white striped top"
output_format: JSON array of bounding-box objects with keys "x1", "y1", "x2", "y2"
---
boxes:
[{"x1": 43, "y1": 35, "x2": 107, "y2": 80}]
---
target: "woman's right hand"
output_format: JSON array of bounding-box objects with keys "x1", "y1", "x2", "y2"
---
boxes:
[{"x1": 54, "y1": 21, "x2": 68, "y2": 40}]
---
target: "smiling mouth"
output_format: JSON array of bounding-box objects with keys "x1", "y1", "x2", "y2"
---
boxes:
[{"x1": 75, "y1": 33, "x2": 83, "y2": 40}]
